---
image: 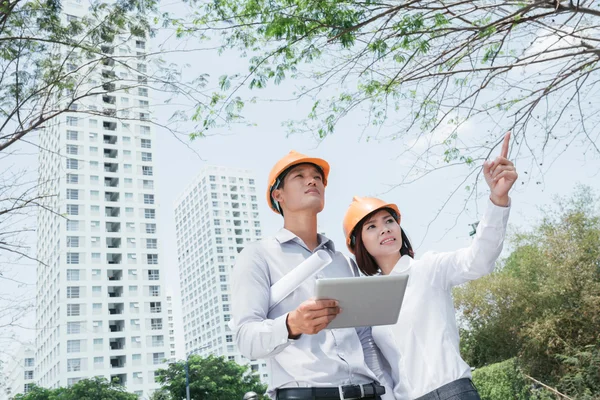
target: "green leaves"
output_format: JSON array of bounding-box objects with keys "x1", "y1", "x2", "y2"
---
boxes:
[
  {"x1": 14, "y1": 377, "x2": 138, "y2": 400},
  {"x1": 154, "y1": 355, "x2": 267, "y2": 400},
  {"x1": 455, "y1": 186, "x2": 600, "y2": 398}
]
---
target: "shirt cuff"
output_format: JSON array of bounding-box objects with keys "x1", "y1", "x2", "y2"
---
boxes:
[
  {"x1": 483, "y1": 198, "x2": 511, "y2": 227},
  {"x1": 272, "y1": 313, "x2": 293, "y2": 347}
]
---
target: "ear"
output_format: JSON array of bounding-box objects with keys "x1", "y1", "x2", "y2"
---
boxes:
[{"x1": 272, "y1": 188, "x2": 284, "y2": 204}]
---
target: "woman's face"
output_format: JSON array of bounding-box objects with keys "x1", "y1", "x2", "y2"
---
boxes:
[{"x1": 360, "y1": 209, "x2": 403, "y2": 259}]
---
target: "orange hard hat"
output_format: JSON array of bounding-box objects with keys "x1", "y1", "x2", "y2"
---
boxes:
[
  {"x1": 343, "y1": 196, "x2": 401, "y2": 253},
  {"x1": 266, "y1": 150, "x2": 330, "y2": 214}
]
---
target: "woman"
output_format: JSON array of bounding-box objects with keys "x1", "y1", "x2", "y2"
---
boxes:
[{"x1": 344, "y1": 133, "x2": 518, "y2": 400}]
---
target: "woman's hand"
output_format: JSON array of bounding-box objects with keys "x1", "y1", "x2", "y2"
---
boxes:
[{"x1": 483, "y1": 132, "x2": 518, "y2": 207}]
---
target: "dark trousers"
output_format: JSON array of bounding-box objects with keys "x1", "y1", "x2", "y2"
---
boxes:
[{"x1": 415, "y1": 378, "x2": 480, "y2": 400}]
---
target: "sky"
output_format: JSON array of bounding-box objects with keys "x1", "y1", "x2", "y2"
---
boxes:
[{"x1": 2, "y1": 0, "x2": 600, "y2": 370}]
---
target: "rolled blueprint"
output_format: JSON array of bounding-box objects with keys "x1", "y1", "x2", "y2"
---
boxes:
[
  {"x1": 228, "y1": 249, "x2": 333, "y2": 331},
  {"x1": 269, "y1": 249, "x2": 332, "y2": 310}
]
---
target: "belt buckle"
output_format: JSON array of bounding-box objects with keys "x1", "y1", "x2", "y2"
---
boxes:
[{"x1": 338, "y1": 384, "x2": 364, "y2": 400}]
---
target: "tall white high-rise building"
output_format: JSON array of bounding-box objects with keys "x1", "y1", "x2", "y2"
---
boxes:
[
  {"x1": 34, "y1": 9, "x2": 169, "y2": 397},
  {"x1": 165, "y1": 292, "x2": 177, "y2": 364},
  {"x1": 174, "y1": 166, "x2": 270, "y2": 383},
  {"x1": 2, "y1": 343, "x2": 35, "y2": 399}
]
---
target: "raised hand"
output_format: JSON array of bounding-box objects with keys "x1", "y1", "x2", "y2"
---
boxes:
[{"x1": 483, "y1": 132, "x2": 518, "y2": 207}]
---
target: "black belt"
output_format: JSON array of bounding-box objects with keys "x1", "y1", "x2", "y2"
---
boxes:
[{"x1": 277, "y1": 383, "x2": 386, "y2": 400}]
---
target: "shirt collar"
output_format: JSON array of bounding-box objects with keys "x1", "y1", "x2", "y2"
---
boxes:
[
  {"x1": 392, "y1": 254, "x2": 414, "y2": 275},
  {"x1": 275, "y1": 228, "x2": 336, "y2": 252}
]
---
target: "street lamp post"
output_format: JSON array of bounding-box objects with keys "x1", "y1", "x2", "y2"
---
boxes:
[{"x1": 185, "y1": 345, "x2": 210, "y2": 400}]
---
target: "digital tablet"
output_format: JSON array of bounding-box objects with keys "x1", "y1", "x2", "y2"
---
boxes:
[{"x1": 315, "y1": 274, "x2": 409, "y2": 329}]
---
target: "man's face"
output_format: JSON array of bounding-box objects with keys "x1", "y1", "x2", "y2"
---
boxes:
[{"x1": 272, "y1": 164, "x2": 325, "y2": 215}]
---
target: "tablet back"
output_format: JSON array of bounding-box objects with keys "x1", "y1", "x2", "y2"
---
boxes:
[{"x1": 315, "y1": 274, "x2": 409, "y2": 329}]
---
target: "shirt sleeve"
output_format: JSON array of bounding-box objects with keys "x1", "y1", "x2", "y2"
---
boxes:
[
  {"x1": 427, "y1": 198, "x2": 511, "y2": 289},
  {"x1": 357, "y1": 326, "x2": 395, "y2": 399},
  {"x1": 232, "y1": 244, "x2": 292, "y2": 359}
]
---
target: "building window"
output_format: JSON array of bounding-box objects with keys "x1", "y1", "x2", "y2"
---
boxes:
[
  {"x1": 67, "y1": 321, "x2": 81, "y2": 334},
  {"x1": 147, "y1": 254, "x2": 158, "y2": 264},
  {"x1": 66, "y1": 144, "x2": 79, "y2": 155},
  {"x1": 67, "y1": 340, "x2": 80, "y2": 353},
  {"x1": 66, "y1": 130, "x2": 78, "y2": 140},
  {"x1": 67, "y1": 236, "x2": 79, "y2": 248},
  {"x1": 24, "y1": 370, "x2": 34, "y2": 379},
  {"x1": 67, "y1": 287, "x2": 80, "y2": 298},
  {"x1": 141, "y1": 139, "x2": 151, "y2": 148},
  {"x1": 146, "y1": 238, "x2": 157, "y2": 249},
  {"x1": 66, "y1": 220, "x2": 79, "y2": 231},
  {"x1": 151, "y1": 318, "x2": 162, "y2": 329},
  {"x1": 150, "y1": 302, "x2": 161, "y2": 313},
  {"x1": 66, "y1": 158, "x2": 79, "y2": 169},
  {"x1": 144, "y1": 209, "x2": 155, "y2": 219},
  {"x1": 146, "y1": 224, "x2": 156, "y2": 234},
  {"x1": 66, "y1": 253, "x2": 80, "y2": 264},
  {"x1": 142, "y1": 166, "x2": 153, "y2": 176},
  {"x1": 149, "y1": 285, "x2": 160, "y2": 296},
  {"x1": 66, "y1": 269, "x2": 80, "y2": 281},
  {"x1": 152, "y1": 353, "x2": 165, "y2": 365},
  {"x1": 24, "y1": 358, "x2": 34, "y2": 368},
  {"x1": 67, "y1": 359, "x2": 81, "y2": 372},
  {"x1": 66, "y1": 204, "x2": 79, "y2": 215},
  {"x1": 148, "y1": 269, "x2": 159, "y2": 280},
  {"x1": 141, "y1": 152, "x2": 152, "y2": 161},
  {"x1": 66, "y1": 173, "x2": 79, "y2": 184},
  {"x1": 66, "y1": 189, "x2": 79, "y2": 200},
  {"x1": 143, "y1": 194, "x2": 154, "y2": 204},
  {"x1": 67, "y1": 304, "x2": 80, "y2": 317}
]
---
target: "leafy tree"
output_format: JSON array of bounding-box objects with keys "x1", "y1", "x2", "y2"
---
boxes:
[
  {"x1": 155, "y1": 355, "x2": 267, "y2": 400},
  {"x1": 13, "y1": 377, "x2": 138, "y2": 400},
  {"x1": 455, "y1": 185, "x2": 600, "y2": 398},
  {"x1": 170, "y1": 1, "x2": 600, "y2": 194}
]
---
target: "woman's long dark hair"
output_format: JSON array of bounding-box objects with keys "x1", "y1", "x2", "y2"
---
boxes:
[{"x1": 353, "y1": 208, "x2": 414, "y2": 276}]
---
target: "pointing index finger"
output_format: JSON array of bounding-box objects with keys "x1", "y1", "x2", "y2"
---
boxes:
[{"x1": 501, "y1": 131, "x2": 511, "y2": 159}]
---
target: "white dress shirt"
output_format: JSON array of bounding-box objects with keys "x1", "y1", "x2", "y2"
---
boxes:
[
  {"x1": 370, "y1": 199, "x2": 511, "y2": 399},
  {"x1": 232, "y1": 229, "x2": 390, "y2": 399}
]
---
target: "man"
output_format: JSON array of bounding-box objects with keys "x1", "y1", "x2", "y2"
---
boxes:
[{"x1": 232, "y1": 151, "x2": 389, "y2": 400}]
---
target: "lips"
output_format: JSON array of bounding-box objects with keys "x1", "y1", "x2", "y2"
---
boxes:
[
  {"x1": 380, "y1": 237, "x2": 396, "y2": 245},
  {"x1": 305, "y1": 189, "x2": 320, "y2": 194}
]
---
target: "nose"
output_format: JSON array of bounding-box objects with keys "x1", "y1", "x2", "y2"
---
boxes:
[
  {"x1": 380, "y1": 226, "x2": 391, "y2": 235},
  {"x1": 307, "y1": 177, "x2": 317, "y2": 186}
]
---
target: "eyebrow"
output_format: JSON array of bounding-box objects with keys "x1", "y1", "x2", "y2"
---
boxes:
[
  {"x1": 289, "y1": 166, "x2": 321, "y2": 175},
  {"x1": 364, "y1": 213, "x2": 391, "y2": 226}
]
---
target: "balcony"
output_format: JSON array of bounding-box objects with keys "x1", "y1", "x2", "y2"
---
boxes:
[
  {"x1": 108, "y1": 286, "x2": 124, "y2": 298},
  {"x1": 104, "y1": 177, "x2": 119, "y2": 188},
  {"x1": 111, "y1": 373, "x2": 126, "y2": 386},
  {"x1": 101, "y1": 58, "x2": 115, "y2": 67},
  {"x1": 106, "y1": 222, "x2": 121, "y2": 233},
  {"x1": 107, "y1": 253, "x2": 122, "y2": 265},
  {"x1": 109, "y1": 337, "x2": 126, "y2": 350},
  {"x1": 103, "y1": 108, "x2": 116, "y2": 117},
  {"x1": 103, "y1": 82, "x2": 116, "y2": 92},
  {"x1": 109, "y1": 320, "x2": 125, "y2": 332},
  {"x1": 104, "y1": 162, "x2": 118, "y2": 173},
  {"x1": 234, "y1": 229, "x2": 242, "y2": 236},
  {"x1": 106, "y1": 238, "x2": 121, "y2": 250},
  {"x1": 105, "y1": 191, "x2": 119, "y2": 202},
  {"x1": 101, "y1": 70, "x2": 116, "y2": 79},
  {"x1": 107, "y1": 269, "x2": 123, "y2": 280},
  {"x1": 108, "y1": 303, "x2": 124, "y2": 315},
  {"x1": 103, "y1": 134, "x2": 117, "y2": 145},
  {"x1": 110, "y1": 355, "x2": 126, "y2": 368},
  {"x1": 233, "y1": 220, "x2": 241, "y2": 227},
  {"x1": 103, "y1": 121, "x2": 117, "y2": 131},
  {"x1": 104, "y1": 148, "x2": 118, "y2": 159}
]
